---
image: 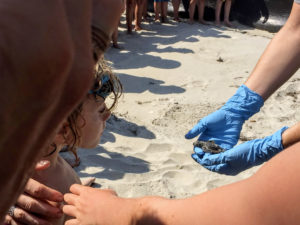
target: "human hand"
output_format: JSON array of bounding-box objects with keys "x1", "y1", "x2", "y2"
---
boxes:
[
  {"x1": 191, "y1": 126, "x2": 289, "y2": 175},
  {"x1": 185, "y1": 85, "x2": 264, "y2": 150},
  {"x1": 63, "y1": 184, "x2": 133, "y2": 225},
  {"x1": 4, "y1": 161, "x2": 63, "y2": 225}
]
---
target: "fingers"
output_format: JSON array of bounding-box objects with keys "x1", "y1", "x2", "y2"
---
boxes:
[
  {"x1": 35, "y1": 160, "x2": 51, "y2": 171},
  {"x1": 62, "y1": 205, "x2": 77, "y2": 218},
  {"x1": 4, "y1": 215, "x2": 22, "y2": 225},
  {"x1": 17, "y1": 194, "x2": 62, "y2": 218},
  {"x1": 185, "y1": 121, "x2": 206, "y2": 139},
  {"x1": 65, "y1": 219, "x2": 79, "y2": 225},
  {"x1": 64, "y1": 193, "x2": 78, "y2": 206},
  {"x1": 200, "y1": 153, "x2": 227, "y2": 166},
  {"x1": 203, "y1": 164, "x2": 233, "y2": 175},
  {"x1": 69, "y1": 184, "x2": 85, "y2": 195},
  {"x1": 25, "y1": 179, "x2": 63, "y2": 202},
  {"x1": 192, "y1": 153, "x2": 232, "y2": 174},
  {"x1": 193, "y1": 147, "x2": 205, "y2": 157},
  {"x1": 12, "y1": 207, "x2": 52, "y2": 225}
]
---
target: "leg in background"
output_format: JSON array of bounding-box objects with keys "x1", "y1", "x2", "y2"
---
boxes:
[
  {"x1": 215, "y1": 0, "x2": 222, "y2": 26},
  {"x1": 135, "y1": 0, "x2": 144, "y2": 30},
  {"x1": 198, "y1": 0, "x2": 207, "y2": 24},
  {"x1": 224, "y1": 0, "x2": 232, "y2": 27},
  {"x1": 154, "y1": 1, "x2": 161, "y2": 21},
  {"x1": 161, "y1": 1, "x2": 168, "y2": 22},
  {"x1": 172, "y1": 0, "x2": 180, "y2": 21},
  {"x1": 189, "y1": 0, "x2": 196, "y2": 24},
  {"x1": 126, "y1": 0, "x2": 135, "y2": 33}
]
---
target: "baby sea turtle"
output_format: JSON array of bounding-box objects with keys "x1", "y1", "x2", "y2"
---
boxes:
[{"x1": 193, "y1": 140, "x2": 225, "y2": 154}]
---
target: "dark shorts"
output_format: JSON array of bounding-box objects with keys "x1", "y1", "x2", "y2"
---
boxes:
[{"x1": 154, "y1": 0, "x2": 169, "y2": 2}]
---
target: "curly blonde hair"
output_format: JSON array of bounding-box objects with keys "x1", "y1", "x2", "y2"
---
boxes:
[{"x1": 61, "y1": 59, "x2": 123, "y2": 160}]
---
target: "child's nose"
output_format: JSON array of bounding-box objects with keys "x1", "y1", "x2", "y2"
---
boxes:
[{"x1": 103, "y1": 107, "x2": 111, "y2": 121}]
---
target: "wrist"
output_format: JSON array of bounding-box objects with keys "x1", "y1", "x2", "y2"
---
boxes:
[
  {"x1": 223, "y1": 85, "x2": 264, "y2": 120},
  {"x1": 118, "y1": 197, "x2": 141, "y2": 225},
  {"x1": 131, "y1": 196, "x2": 168, "y2": 225}
]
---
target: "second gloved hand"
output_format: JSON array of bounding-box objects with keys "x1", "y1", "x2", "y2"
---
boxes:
[
  {"x1": 192, "y1": 126, "x2": 289, "y2": 175},
  {"x1": 185, "y1": 85, "x2": 264, "y2": 150}
]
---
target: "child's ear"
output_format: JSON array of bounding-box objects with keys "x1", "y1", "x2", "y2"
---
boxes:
[{"x1": 56, "y1": 122, "x2": 72, "y2": 145}]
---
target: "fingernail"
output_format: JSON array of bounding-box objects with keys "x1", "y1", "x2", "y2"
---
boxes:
[{"x1": 38, "y1": 160, "x2": 48, "y2": 166}]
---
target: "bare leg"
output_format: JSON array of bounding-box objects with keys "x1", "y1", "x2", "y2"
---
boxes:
[
  {"x1": 172, "y1": 0, "x2": 180, "y2": 21},
  {"x1": 215, "y1": 0, "x2": 222, "y2": 26},
  {"x1": 142, "y1": 0, "x2": 149, "y2": 21},
  {"x1": 126, "y1": 0, "x2": 135, "y2": 33},
  {"x1": 224, "y1": 0, "x2": 233, "y2": 27},
  {"x1": 135, "y1": 0, "x2": 143, "y2": 30},
  {"x1": 112, "y1": 26, "x2": 122, "y2": 49},
  {"x1": 198, "y1": 0, "x2": 207, "y2": 24},
  {"x1": 161, "y1": 1, "x2": 168, "y2": 22},
  {"x1": 154, "y1": 1, "x2": 161, "y2": 21},
  {"x1": 189, "y1": 0, "x2": 196, "y2": 24}
]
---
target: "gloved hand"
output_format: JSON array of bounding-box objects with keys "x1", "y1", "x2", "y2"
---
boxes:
[
  {"x1": 191, "y1": 126, "x2": 289, "y2": 175},
  {"x1": 185, "y1": 85, "x2": 264, "y2": 150}
]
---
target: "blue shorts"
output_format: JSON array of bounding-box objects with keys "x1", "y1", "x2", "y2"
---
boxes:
[{"x1": 154, "y1": 0, "x2": 169, "y2": 2}]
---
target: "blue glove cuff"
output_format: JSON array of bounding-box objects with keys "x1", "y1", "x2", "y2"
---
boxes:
[
  {"x1": 271, "y1": 126, "x2": 289, "y2": 151},
  {"x1": 223, "y1": 85, "x2": 264, "y2": 120},
  {"x1": 253, "y1": 126, "x2": 289, "y2": 163}
]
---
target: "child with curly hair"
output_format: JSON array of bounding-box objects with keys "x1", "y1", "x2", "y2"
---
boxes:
[{"x1": 30, "y1": 60, "x2": 122, "y2": 225}]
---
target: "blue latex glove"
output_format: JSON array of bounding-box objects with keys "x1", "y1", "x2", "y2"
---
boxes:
[
  {"x1": 191, "y1": 126, "x2": 289, "y2": 175},
  {"x1": 185, "y1": 85, "x2": 264, "y2": 150}
]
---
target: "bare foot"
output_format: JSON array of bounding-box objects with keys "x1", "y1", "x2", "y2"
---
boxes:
[
  {"x1": 188, "y1": 19, "x2": 194, "y2": 25},
  {"x1": 143, "y1": 14, "x2": 152, "y2": 22},
  {"x1": 134, "y1": 25, "x2": 142, "y2": 31},
  {"x1": 81, "y1": 177, "x2": 96, "y2": 186},
  {"x1": 173, "y1": 17, "x2": 181, "y2": 22},
  {"x1": 215, "y1": 21, "x2": 221, "y2": 27},
  {"x1": 198, "y1": 19, "x2": 208, "y2": 25},
  {"x1": 112, "y1": 43, "x2": 123, "y2": 49},
  {"x1": 224, "y1": 20, "x2": 233, "y2": 27}
]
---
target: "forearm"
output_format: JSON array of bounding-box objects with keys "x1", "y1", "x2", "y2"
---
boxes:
[
  {"x1": 281, "y1": 121, "x2": 300, "y2": 148},
  {"x1": 132, "y1": 183, "x2": 270, "y2": 225},
  {"x1": 245, "y1": 2, "x2": 300, "y2": 100},
  {"x1": 132, "y1": 144, "x2": 300, "y2": 225}
]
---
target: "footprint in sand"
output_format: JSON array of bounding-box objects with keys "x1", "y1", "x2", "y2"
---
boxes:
[
  {"x1": 145, "y1": 143, "x2": 173, "y2": 154},
  {"x1": 162, "y1": 170, "x2": 199, "y2": 186}
]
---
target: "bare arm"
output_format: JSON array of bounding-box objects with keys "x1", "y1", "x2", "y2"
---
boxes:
[
  {"x1": 245, "y1": 2, "x2": 300, "y2": 100},
  {"x1": 132, "y1": 143, "x2": 300, "y2": 225},
  {"x1": 282, "y1": 121, "x2": 300, "y2": 148}
]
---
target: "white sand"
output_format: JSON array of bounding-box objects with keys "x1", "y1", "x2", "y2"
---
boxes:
[{"x1": 68, "y1": 16, "x2": 300, "y2": 199}]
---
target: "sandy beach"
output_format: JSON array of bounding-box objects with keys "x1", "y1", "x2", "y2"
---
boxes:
[{"x1": 62, "y1": 15, "x2": 300, "y2": 199}]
